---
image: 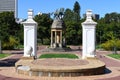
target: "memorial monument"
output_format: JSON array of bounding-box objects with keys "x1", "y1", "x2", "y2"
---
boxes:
[
  {"x1": 22, "y1": 9, "x2": 37, "y2": 59},
  {"x1": 15, "y1": 9, "x2": 105, "y2": 77},
  {"x1": 82, "y1": 10, "x2": 97, "y2": 59},
  {"x1": 50, "y1": 8, "x2": 66, "y2": 48}
]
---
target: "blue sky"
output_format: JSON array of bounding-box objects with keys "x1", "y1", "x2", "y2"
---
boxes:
[{"x1": 18, "y1": 0, "x2": 120, "y2": 19}]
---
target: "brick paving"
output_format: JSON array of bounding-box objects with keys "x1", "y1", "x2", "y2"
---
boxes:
[
  {"x1": 96, "y1": 51, "x2": 120, "y2": 67},
  {"x1": 32, "y1": 58, "x2": 88, "y2": 66},
  {"x1": 96, "y1": 76, "x2": 120, "y2": 80},
  {"x1": 0, "y1": 46, "x2": 120, "y2": 80}
]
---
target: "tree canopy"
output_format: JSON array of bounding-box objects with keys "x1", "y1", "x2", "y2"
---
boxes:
[{"x1": 0, "y1": 12, "x2": 23, "y2": 49}]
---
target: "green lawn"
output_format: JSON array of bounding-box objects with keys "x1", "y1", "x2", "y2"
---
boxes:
[
  {"x1": 107, "y1": 54, "x2": 120, "y2": 60},
  {"x1": 0, "y1": 53, "x2": 11, "y2": 59},
  {"x1": 39, "y1": 53, "x2": 79, "y2": 59}
]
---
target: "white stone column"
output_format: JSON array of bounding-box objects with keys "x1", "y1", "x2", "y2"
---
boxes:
[
  {"x1": 55, "y1": 31, "x2": 57, "y2": 47},
  {"x1": 22, "y1": 9, "x2": 37, "y2": 58},
  {"x1": 82, "y1": 10, "x2": 97, "y2": 59},
  {"x1": 60, "y1": 31, "x2": 62, "y2": 48},
  {"x1": 51, "y1": 31, "x2": 53, "y2": 48}
]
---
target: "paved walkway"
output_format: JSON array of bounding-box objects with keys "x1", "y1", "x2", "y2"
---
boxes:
[{"x1": 0, "y1": 46, "x2": 120, "y2": 80}]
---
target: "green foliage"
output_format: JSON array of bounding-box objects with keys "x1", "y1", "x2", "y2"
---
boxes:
[
  {"x1": 96, "y1": 12, "x2": 120, "y2": 45},
  {"x1": 73, "y1": 1, "x2": 81, "y2": 21},
  {"x1": 34, "y1": 14, "x2": 53, "y2": 44},
  {"x1": 101, "y1": 39, "x2": 120, "y2": 50},
  {"x1": 43, "y1": 38, "x2": 50, "y2": 45},
  {"x1": 0, "y1": 53, "x2": 11, "y2": 59},
  {"x1": 108, "y1": 54, "x2": 120, "y2": 60},
  {"x1": 2, "y1": 36, "x2": 19, "y2": 49},
  {"x1": 0, "y1": 12, "x2": 23, "y2": 49},
  {"x1": 15, "y1": 45, "x2": 24, "y2": 49},
  {"x1": 65, "y1": 21, "x2": 82, "y2": 45},
  {"x1": 63, "y1": 8, "x2": 76, "y2": 22},
  {"x1": 39, "y1": 53, "x2": 79, "y2": 59}
]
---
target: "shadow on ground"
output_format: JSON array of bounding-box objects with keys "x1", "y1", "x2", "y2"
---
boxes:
[
  {"x1": 0, "y1": 59, "x2": 19, "y2": 67},
  {"x1": 96, "y1": 68, "x2": 120, "y2": 80},
  {"x1": 104, "y1": 68, "x2": 112, "y2": 74}
]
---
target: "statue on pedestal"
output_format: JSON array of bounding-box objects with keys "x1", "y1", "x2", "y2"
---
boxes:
[
  {"x1": 54, "y1": 8, "x2": 64, "y2": 20},
  {"x1": 51, "y1": 8, "x2": 66, "y2": 48}
]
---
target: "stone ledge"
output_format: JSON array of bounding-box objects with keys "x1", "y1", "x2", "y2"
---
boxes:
[
  {"x1": 20, "y1": 57, "x2": 35, "y2": 60},
  {"x1": 15, "y1": 58, "x2": 105, "y2": 77}
]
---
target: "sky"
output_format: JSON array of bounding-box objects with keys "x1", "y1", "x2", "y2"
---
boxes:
[{"x1": 18, "y1": 0, "x2": 120, "y2": 19}]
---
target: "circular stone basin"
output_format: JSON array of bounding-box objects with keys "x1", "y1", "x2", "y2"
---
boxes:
[
  {"x1": 16, "y1": 58, "x2": 105, "y2": 77},
  {"x1": 32, "y1": 58, "x2": 89, "y2": 66}
]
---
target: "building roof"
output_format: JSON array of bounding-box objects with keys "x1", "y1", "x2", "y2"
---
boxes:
[{"x1": 51, "y1": 19, "x2": 64, "y2": 29}]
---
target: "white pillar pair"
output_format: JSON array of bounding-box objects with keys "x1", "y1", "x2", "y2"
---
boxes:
[{"x1": 22, "y1": 9, "x2": 97, "y2": 59}]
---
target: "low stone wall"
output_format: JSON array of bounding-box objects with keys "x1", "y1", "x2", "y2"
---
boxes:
[{"x1": 15, "y1": 58, "x2": 105, "y2": 77}]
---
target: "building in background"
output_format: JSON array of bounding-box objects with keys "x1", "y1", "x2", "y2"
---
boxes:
[
  {"x1": 92, "y1": 14, "x2": 100, "y2": 20},
  {"x1": 83, "y1": 13, "x2": 100, "y2": 20},
  {"x1": 0, "y1": 0, "x2": 18, "y2": 18}
]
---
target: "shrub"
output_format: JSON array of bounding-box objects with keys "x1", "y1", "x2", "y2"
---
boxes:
[
  {"x1": 43, "y1": 38, "x2": 50, "y2": 45},
  {"x1": 2, "y1": 36, "x2": 19, "y2": 49},
  {"x1": 101, "y1": 39, "x2": 120, "y2": 50}
]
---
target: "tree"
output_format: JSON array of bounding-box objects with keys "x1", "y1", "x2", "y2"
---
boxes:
[
  {"x1": 73, "y1": 1, "x2": 81, "y2": 21},
  {"x1": 63, "y1": 8, "x2": 82, "y2": 45},
  {"x1": 104, "y1": 12, "x2": 120, "y2": 23},
  {"x1": 65, "y1": 21, "x2": 82, "y2": 45},
  {"x1": 63, "y1": 8, "x2": 75, "y2": 22},
  {"x1": 34, "y1": 14, "x2": 53, "y2": 44},
  {"x1": 0, "y1": 12, "x2": 23, "y2": 49}
]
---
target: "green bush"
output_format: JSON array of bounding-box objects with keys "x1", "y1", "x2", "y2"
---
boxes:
[
  {"x1": 2, "y1": 36, "x2": 19, "y2": 49},
  {"x1": 101, "y1": 39, "x2": 120, "y2": 50},
  {"x1": 43, "y1": 38, "x2": 50, "y2": 45}
]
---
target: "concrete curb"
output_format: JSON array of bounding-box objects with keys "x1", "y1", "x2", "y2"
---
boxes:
[{"x1": 103, "y1": 54, "x2": 120, "y2": 62}]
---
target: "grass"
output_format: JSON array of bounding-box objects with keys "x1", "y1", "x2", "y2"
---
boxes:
[
  {"x1": 107, "y1": 54, "x2": 120, "y2": 60},
  {"x1": 0, "y1": 53, "x2": 11, "y2": 59},
  {"x1": 39, "y1": 53, "x2": 79, "y2": 59}
]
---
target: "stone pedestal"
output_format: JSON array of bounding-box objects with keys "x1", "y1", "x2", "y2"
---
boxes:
[
  {"x1": 82, "y1": 10, "x2": 97, "y2": 59},
  {"x1": 22, "y1": 9, "x2": 37, "y2": 58}
]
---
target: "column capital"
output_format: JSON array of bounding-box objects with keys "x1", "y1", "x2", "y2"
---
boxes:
[{"x1": 82, "y1": 10, "x2": 97, "y2": 25}]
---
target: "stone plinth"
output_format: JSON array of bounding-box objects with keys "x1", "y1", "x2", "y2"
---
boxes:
[
  {"x1": 22, "y1": 9, "x2": 37, "y2": 58},
  {"x1": 82, "y1": 10, "x2": 97, "y2": 59}
]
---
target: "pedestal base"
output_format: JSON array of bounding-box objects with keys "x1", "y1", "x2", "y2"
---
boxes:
[
  {"x1": 15, "y1": 58, "x2": 105, "y2": 77},
  {"x1": 21, "y1": 57, "x2": 35, "y2": 60}
]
